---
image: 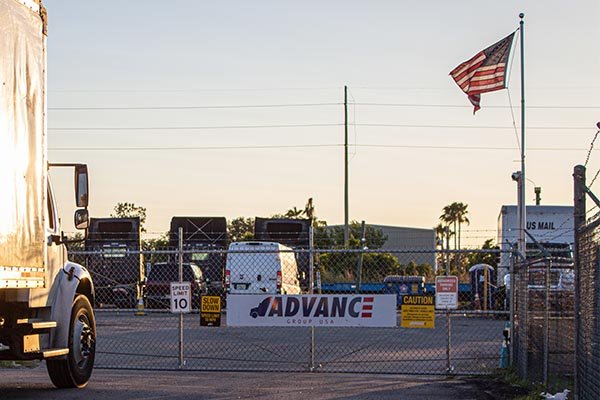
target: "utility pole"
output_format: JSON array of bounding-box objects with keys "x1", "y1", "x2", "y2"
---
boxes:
[{"x1": 344, "y1": 85, "x2": 349, "y2": 247}]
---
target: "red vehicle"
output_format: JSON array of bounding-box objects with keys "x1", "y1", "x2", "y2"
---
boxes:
[{"x1": 144, "y1": 262, "x2": 207, "y2": 309}]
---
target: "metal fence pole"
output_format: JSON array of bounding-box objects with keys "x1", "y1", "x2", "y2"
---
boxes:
[
  {"x1": 446, "y1": 308, "x2": 452, "y2": 373},
  {"x1": 178, "y1": 227, "x2": 184, "y2": 369},
  {"x1": 509, "y1": 251, "x2": 515, "y2": 366},
  {"x1": 573, "y1": 164, "x2": 586, "y2": 398},
  {"x1": 355, "y1": 221, "x2": 366, "y2": 293},
  {"x1": 309, "y1": 226, "x2": 315, "y2": 372}
]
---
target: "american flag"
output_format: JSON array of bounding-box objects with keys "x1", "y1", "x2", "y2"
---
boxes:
[{"x1": 450, "y1": 32, "x2": 516, "y2": 113}]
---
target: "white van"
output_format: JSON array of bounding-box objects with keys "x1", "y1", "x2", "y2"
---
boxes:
[{"x1": 225, "y1": 242, "x2": 302, "y2": 295}]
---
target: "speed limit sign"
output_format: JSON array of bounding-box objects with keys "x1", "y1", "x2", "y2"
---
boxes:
[{"x1": 170, "y1": 282, "x2": 191, "y2": 313}]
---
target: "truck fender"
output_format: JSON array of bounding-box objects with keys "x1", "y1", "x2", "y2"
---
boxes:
[{"x1": 47, "y1": 261, "x2": 95, "y2": 349}]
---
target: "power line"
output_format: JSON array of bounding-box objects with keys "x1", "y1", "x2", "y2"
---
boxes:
[
  {"x1": 354, "y1": 123, "x2": 592, "y2": 130},
  {"x1": 360, "y1": 144, "x2": 593, "y2": 151},
  {"x1": 49, "y1": 87, "x2": 340, "y2": 93},
  {"x1": 48, "y1": 143, "x2": 597, "y2": 152},
  {"x1": 47, "y1": 102, "x2": 600, "y2": 111},
  {"x1": 351, "y1": 85, "x2": 600, "y2": 91},
  {"x1": 49, "y1": 123, "x2": 342, "y2": 131},
  {"x1": 49, "y1": 102, "x2": 341, "y2": 111},
  {"x1": 353, "y1": 103, "x2": 600, "y2": 110},
  {"x1": 47, "y1": 123, "x2": 593, "y2": 131},
  {"x1": 49, "y1": 144, "x2": 341, "y2": 151}
]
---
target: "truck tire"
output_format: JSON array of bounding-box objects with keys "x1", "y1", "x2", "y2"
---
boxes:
[{"x1": 47, "y1": 294, "x2": 96, "y2": 388}]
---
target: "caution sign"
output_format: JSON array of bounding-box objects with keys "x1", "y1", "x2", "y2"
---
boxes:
[
  {"x1": 200, "y1": 295, "x2": 222, "y2": 327},
  {"x1": 401, "y1": 295, "x2": 435, "y2": 329}
]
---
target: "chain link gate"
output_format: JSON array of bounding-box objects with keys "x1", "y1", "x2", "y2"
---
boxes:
[
  {"x1": 573, "y1": 164, "x2": 600, "y2": 399},
  {"x1": 69, "y1": 245, "x2": 511, "y2": 375},
  {"x1": 512, "y1": 256, "x2": 575, "y2": 384}
]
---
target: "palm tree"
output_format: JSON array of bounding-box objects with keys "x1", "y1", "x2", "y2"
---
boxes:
[
  {"x1": 440, "y1": 203, "x2": 459, "y2": 249},
  {"x1": 304, "y1": 197, "x2": 315, "y2": 225},
  {"x1": 435, "y1": 223, "x2": 447, "y2": 250},
  {"x1": 284, "y1": 207, "x2": 304, "y2": 218},
  {"x1": 455, "y1": 202, "x2": 470, "y2": 250}
]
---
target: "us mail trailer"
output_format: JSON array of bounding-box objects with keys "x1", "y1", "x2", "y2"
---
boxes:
[
  {"x1": 169, "y1": 217, "x2": 228, "y2": 293},
  {"x1": 254, "y1": 217, "x2": 310, "y2": 289},
  {"x1": 84, "y1": 217, "x2": 142, "y2": 308},
  {"x1": 497, "y1": 205, "x2": 574, "y2": 286},
  {"x1": 225, "y1": 242, "x2": 302, "y2": 295},
  {"x1": 0, "y1": 0, "x2": 95, "y2": 388}
]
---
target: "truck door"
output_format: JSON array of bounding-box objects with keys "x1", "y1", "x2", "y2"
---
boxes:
[{"x1": 44, "y1": 182, "x2": 65, "y2": 301}]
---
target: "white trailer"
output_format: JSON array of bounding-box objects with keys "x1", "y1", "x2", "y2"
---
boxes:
[
  {"x1": 497, "y1": 205, "x2": 574, "y2": 286},
  {"x1": 0, "y1": 0, "x2": 95, "y2": 388}
]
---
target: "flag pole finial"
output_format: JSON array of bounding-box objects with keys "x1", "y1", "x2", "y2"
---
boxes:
[{"x1": 519, "y1": 13, "x2": 524, "y2": 19}]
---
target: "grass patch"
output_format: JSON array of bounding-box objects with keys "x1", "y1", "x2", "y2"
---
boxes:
[
  {"x1": 0, "y1": 360, "x2": 40, "y2": 368},
  {"x1": 495, "y1": 366, "x2": 573, "y2": 400}
]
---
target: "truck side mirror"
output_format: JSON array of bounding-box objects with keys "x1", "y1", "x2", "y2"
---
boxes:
[
  {"x1": 75, "y1": 165, "x2": 89, "y2": 208},
  {"x1": 74, "y1": 209, "x2": 89, "y2": 230}
]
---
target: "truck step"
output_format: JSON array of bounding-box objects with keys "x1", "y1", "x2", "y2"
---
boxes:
[
  {"x1": 42, "y1": 348, "x2": 69, "y2": 358},
  {"x1": 16, "y1": 319, "x2": 57, "y2": 331}
]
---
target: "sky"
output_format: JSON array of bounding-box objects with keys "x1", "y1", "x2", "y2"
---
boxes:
[{"x1": 44, "y1": 0, "x2": 600, "y2": 246}]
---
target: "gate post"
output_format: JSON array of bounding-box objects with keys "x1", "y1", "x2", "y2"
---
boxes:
[
  {"x1": 446, "y1": 308, "x2": 452, "y2": 373},
  {"x1": 309, "y1": 226, "x2": 315, "y2": 372},
  {"x1": 178, "y1": 227, "x2": 184, "y2": 369},
  {"x1": 573, "y1": 165, "x2": 586, "y2": 397}
]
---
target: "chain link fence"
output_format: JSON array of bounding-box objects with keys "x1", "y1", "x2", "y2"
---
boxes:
[
  {"x1": 512, "y1": 256, "x2": 575, "y2": 384},
  {"x1": 573, "y1": 164, "x2": 600, "y2": 399},
  {"x1": 69, "y1": 244, "x2": 511, "y2": 375}
]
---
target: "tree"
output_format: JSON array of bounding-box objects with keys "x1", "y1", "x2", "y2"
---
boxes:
[
  {"x1": 142, "y1": 232, "x2": 170, "y2": 263},
  {"x1": 111, "y1": 202, "x2": 147, "y2": 232},
  {"x1": 455, "y1": 202, "x2": 470, "y2": 250},
  {"x1": 466, "y1": 238, "x2": 499, "y2": 268},
  {"x1": 440, "y1": 203, "x2": 458, "y2": 249},
  {"x1": 315, "y1": 221, "x2": 387, "y2": 249},
  {"x1": 318, "y1": 252, "x2": 400, "y2": 283},
  {"x1": 435, "y1": 223, "x2": 453, "y2": 250},
  {"x1": 284, "y1": 207, "x2": 304, "y2": 218},
  {"x1": 439, "y1": 202, "x2": 469, "y2": 250},
  {"x1": 64, "y1": 232, "x2": 85, "y2": 253},
  {"x1": 272, "y1": 197, "x2": 324, "y2": 224},
  {"x1": 228, "y1": 217, "x2": 254, "y2": 242}
]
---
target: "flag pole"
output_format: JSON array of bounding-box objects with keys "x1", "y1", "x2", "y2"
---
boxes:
[{"x1": 518, "y1": 13, "x2": 526, "y2": 261}]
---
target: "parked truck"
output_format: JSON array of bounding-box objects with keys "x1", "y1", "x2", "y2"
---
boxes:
[
  {"x1": 169, "y1": 217, "x2": 228, "y2": 294},
  {"x1": 0, "y1": 0, "x2": 96, "y2": 388},
  {"x1": 497, "y1": 205, "x2": 574, "y2": 286},
  {"x1": 84, "y1": 217, "x2": 142, "y2": 308}
]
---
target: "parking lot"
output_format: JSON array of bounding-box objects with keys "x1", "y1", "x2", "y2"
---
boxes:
[
  {"x1": 94, "y1": 310, "x2": 507, "y2": 375},
  {"x1": 0, "y1": 365, "x2": 524, "y2": 400}
]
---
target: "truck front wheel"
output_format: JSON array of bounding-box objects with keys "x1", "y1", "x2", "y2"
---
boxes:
[{"x1": 47, "y1": 294, "x2": 96, "y2": 388}]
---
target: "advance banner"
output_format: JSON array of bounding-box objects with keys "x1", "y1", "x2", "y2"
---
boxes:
[{"x1": 227, "y1": 294, "x2": 397, "y2": 327}]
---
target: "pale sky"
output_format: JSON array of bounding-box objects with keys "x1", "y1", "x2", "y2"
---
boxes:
[{"x1": 45, "y1": 0, "x2": 600, "y2": 246}]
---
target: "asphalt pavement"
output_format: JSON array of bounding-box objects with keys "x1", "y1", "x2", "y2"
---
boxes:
[{"x1": 0, "y1": 364, "x2": 516, "y2": 399}]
